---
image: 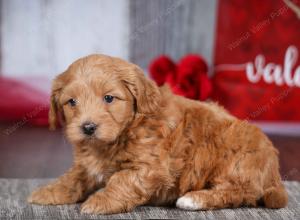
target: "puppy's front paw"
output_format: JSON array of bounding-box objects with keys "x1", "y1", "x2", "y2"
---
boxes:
[
  {"x1": 28, "y1": 187, "x2": 56, "y2": 205},
  {"x1": 81, "y1": 193, "x2": 126, "y2": 215},
  {"x1": 28, "y1": 185, "x2": 78, "y2": 205},
  {"x1": 81, "y1": 195, "x2": 106, "y2": 215}
]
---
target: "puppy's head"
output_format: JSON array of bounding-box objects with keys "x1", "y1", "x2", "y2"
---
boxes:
[{"x1": 49, "y1": 55, "x2": 161, "y2": 145}]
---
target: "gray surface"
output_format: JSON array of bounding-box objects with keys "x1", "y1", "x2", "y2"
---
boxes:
[{"x1": 0, "y1": 179, "x2": 299, "y2": 220}]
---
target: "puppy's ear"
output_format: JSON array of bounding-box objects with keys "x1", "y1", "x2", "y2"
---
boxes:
[
  {"x1": 49, "y1": 91, "x2": 58, "y2": 130},
  {"x1": 123, "y1": 66, "x2": 161, "y2": 115},
  {"x1": 49, "y1": 71, "x2": 69, "y2": 130}
]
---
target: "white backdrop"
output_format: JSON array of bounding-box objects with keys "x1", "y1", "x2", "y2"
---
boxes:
[
  {"x1": 0, "y1": 0, "x2": 218, "y2": 79},
  {"x1": 1, "y1": 0, "x2": 130, "y2": 78}
]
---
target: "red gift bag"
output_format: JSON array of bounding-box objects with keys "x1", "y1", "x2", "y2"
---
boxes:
[{"x1": 212, "y1": 0, "x2": 300, "y2": 121}]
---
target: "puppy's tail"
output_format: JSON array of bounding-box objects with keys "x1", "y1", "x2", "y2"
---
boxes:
[{"x1": 263, "y1": 184, "x2": 288, "y2": 208}]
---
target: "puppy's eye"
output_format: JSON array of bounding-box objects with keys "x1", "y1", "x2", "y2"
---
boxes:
[
  {"x1": 67, "y1": 98, "x2": 77, "y2": 107},
  {"x1": 103, "y1": 95, "x2": 114, "y2": 103}
]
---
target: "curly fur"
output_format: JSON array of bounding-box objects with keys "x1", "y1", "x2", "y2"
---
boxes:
[{"x1": 28, "y1": 54, "x2": 288, "y2": 214}]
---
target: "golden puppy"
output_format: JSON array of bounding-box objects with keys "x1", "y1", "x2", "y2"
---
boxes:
[{"x1": 28, "y1": 55, "x2": 288, "y2": 214}]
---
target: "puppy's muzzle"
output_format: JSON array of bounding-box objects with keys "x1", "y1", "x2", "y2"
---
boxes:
[{"x1": 81, "y1": 122, "x2": 97, "y2": 136}]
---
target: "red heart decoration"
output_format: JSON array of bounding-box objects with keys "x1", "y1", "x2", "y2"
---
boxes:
[{"x1": 149, "y1": 54, "x2": 212, "y2": 100}]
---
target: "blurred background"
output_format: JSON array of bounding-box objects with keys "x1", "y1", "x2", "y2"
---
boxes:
[{"x1": 0, "y1": 0, "x2": 299, "y2": 180}]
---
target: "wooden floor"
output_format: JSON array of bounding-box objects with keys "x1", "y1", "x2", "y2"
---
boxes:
[{"x1": 0, "y1": 123, "x2": 299, "y2": 180}]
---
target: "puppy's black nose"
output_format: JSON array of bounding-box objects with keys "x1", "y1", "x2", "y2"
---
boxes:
[{"x1": 81, "y1": 122, "x2": 97, "y2": 135}]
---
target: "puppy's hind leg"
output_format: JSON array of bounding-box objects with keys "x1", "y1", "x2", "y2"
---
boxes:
[{"x1": 176, "y1": 181, "x2": 262, "y2": 210}]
